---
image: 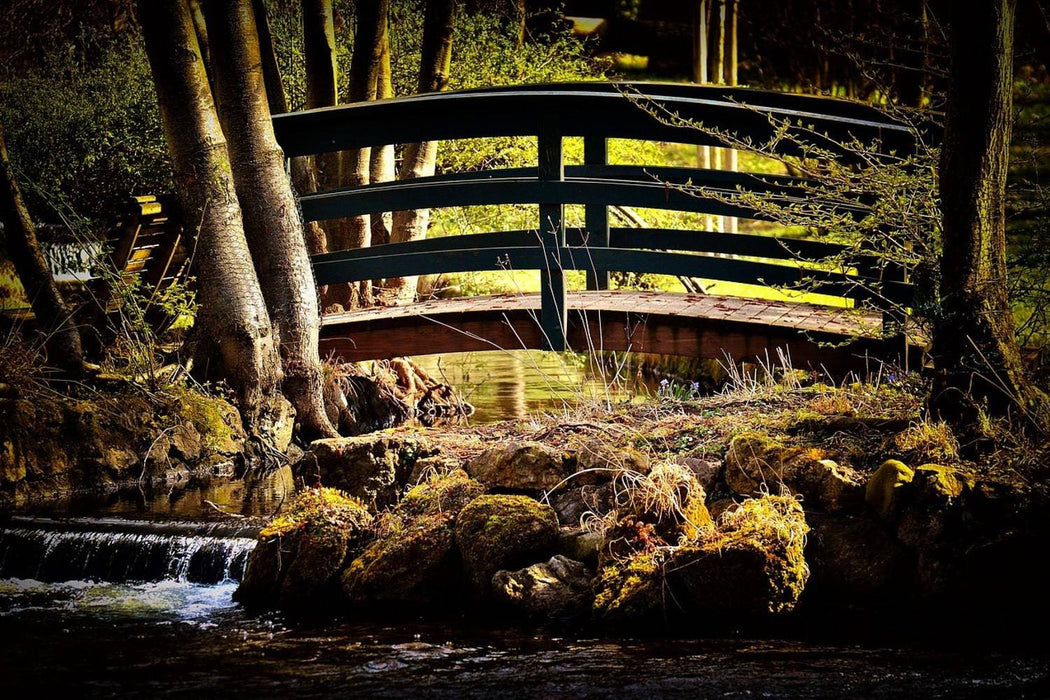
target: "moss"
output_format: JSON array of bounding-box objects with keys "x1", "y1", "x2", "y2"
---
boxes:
[
  {"x1": 166, "y1": 386, "x2": 240, "y2": 453},
  {"x1": 258, "y1": 487, "x2": 371, "y2": 540},
  {"x1": 592, "y1": 551, "x2": 665, "y2": 622},
  {"x1": 914, "y1": 464, "x2": 975, "y2": 501},
  {"x1": 399, "y1": 469, "x2": 484, "y2": 518},
  {"x1": 455, "y1": 494, "x2": 559, "y2": 593},
  {"x1": 891, "y1": 422, "x2": 960, "y2": 464},
  {"x1": 724, "y1": 431, "x2": 801, "y2": 496},
  {"x1": 865, "y1": 459, "x2": 915, "y2": 518}
]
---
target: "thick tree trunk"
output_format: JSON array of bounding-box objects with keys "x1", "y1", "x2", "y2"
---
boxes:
[
  {"x1": 138, "y1": 0, "x2": 283, "y2": 434},
  {"x1": 0, "y1": 121, "x2": 85, "y2": 377},
  {"x1": 254, "y1": 0, "x2": 326, "y2": 257},
  {"x1": 932, "y1": 0, "x2": 1046, "y2": 431},
  {"x1": 387, "y1": 0, "x2": 455, "y2": 304},
  {"x1": 187, "y1": 0, "x2": 213, "y2": 92},
  {"x1": 205, "y1": 0, "x2": 338, "y2": 440},
  {"x1": 369, "y1": 22, "x2": 394, "y2": 250}
]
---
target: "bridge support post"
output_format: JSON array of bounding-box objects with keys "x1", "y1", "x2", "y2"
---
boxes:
[
  {"x1": 539, "y1": 128, "x2": 567, "y2": 351},
  {"x1": 584, "y1": 136, "x2": 610, "y2": 291}
]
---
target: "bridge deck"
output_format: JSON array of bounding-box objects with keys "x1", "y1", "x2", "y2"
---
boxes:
[{"x1": 320, "y1": 292, "x2": 916, "y2": 372}]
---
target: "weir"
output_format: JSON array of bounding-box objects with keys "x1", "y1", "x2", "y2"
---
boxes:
[{"x1": 0, "y1": 517, "x2": 258, "y2": 585}]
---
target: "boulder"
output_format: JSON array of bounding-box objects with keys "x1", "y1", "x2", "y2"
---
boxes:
[
  {"x1": 592, "y1": 550, "x2": 665, "y2": 623},
  {"x1": 464, "y1": 441, "x2": 573, "y2": 492},
  {"x1": 296, "y1": 434, "x2": 435, "y2": 509},
  {"x1": 912, "y1": 464, "x2": 975, "y2": 502},
  {"x1": 668, "y1": 495, "x2": 810, "y2": 617},
  {"x1": 573, "y1": 443, "x2": 650, "y2": 484},
  {"x1": 340, "y1": 470, "x2": 484, "y2": 606},
  {"x1": 235, "y1": 488, "x2": 372, "y2": 609},
  {"x1": 865, "y1": 459, "x2": 915, "y2": 519},
  {"x1": 341, "y1": 513, "x2": 459, "y2": 605},
  {"x1": 549, "y1": 482, "x2": 615, "y2": 526},
  {"x1": 725, "y1": 433, "x2": 862, "y2": 513},
  {"x1": 492, "y1": 555, "x2": 593, "y2": 619},
  {"x1": 724, "y1": 432, "x2": 800, "y2": 495},
  {"x1": 455, "y1": 494, "x2": 559, "y2": 593},
  {"x1": 556, "y1": 527, "x2": 603, "y2": 566},
  {"x1": 679, "y1": 457, "x2": 723, "y2": 495}
]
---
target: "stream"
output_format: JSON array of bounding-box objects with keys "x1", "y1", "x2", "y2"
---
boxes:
[{"x1": 2, "y1": 352, "x2": 1049, "y2": 696}]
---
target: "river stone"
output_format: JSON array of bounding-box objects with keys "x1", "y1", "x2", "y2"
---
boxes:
[
  {"x1": 455, "y1": 494, "x2": 559, "y2": 593},
  {"x1": 492, "y1": 555, "x2": 593, "y2": 619},
  {"x1": 572, "y1": 443, "x2": 650, "y2": 484},
  {"x1": 724, "y1": 432, "x2": 801, "y2": 495},
  {"x1": 805, "y1": 513, "x2": 914, "y2": 605},
  {"x1": 549, "y1": 483, "x2": 615, "y2": 526},
  {"x1": 464, "y1": 441, "x2": 573, "y2": 492},
  {"x1": 296, "y1": 434, "x2": 435, "y2": 509},
  {"x1": 556, "y1": 528, "x2": 603, "y2": 566},
  {"x1": 236, "y1": 488, "x2": 372, "y2": 610},
  {"x1": 679, "y1": 457, "x2": 723, "y2": 495},
  {"x1": 865, "y1": 459, "x2": 915, "y2": 519}
]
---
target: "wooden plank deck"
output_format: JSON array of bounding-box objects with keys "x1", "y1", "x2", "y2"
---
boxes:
[{"x1": 320, "y1": 291, "x2": 918, "y2": 373}]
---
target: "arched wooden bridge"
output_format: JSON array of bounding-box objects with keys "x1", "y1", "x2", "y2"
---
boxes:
[{"x1": 273, "y1": 82, "x2": 924, "y2": 373}]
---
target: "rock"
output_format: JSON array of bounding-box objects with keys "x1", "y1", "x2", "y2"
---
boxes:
[
  {"x1": 492, "y1": 555, "x2": 593, "y2": 619},
  {"x1": 805, "y1": 513, "x2": 914, "y2": 606},
  {"x1": 340, "y1": 470, "x2": 483, "y2": 606},
  {"x1": 725, "y1": 433, "x2": 861, "y2": 513},
  {"x1": 679, "y1": 457, "x2": 723, "y2": 494},
  {"x1": 573, "y1": 443, "x2": 650, "y2": 484},
  {"x1": 866, "y1": 459, "x2": 915, "y2": 519},
  {"x1": 557, "y1": 527, "x2": 603, "y2": 566},
  {"x1": 235, "y1": 488, "x2": 372, "y2": 609},
  {"x1": 549, "y1": 483, "x2": 615, "y2": 526},
  {"x1": 455, "y1": 494, "x2": 559, "y2": 593},
  {"x1": 398, "y1": 469, "x2": 485, "y2": 518},
  {"x1": 668, "y1": 495, "x2": 810, "y2": 617},
  {"x1": 407, "y1": 455, "x2": 462, "y2": 486},
  {"x1": 465, "y1": 441, "x2": 573, "y2": 492},
  {"x1": 341, "y1": 513, "x2": 459, "y2": 605},
  {"x1": 724, "y1": 432, "x2": 800, "y2": 495},
  {"x1": 592, "y1": 551, "x2": 665, "y2": 622},
  {"x1": 296, "y1": 434, "x2": 435, "y2": 509},
  {"x1": 913, "y1": 464, "x2": 974, "y2": 502}
]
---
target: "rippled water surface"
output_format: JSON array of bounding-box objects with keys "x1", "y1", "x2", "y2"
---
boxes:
[{"x1": 2, "y1": 575, "x2": 1049, "y2": 698}]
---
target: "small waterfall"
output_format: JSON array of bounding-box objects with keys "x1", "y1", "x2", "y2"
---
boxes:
[{"x1": 0, "y1": 516, "x2": 259, "y2": 585}]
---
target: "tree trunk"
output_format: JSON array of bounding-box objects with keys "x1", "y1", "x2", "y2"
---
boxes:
[
  {"x1": 138, "y1": 0, "x2": 283, "y2": 434},
  {"x1": 205, "y1": 0, "x2": 338, "y2": 440},
  {"x1": 327, "y1": 0, "x2": 390, "y2": 309},
  {"x1": 387, "y1": 0, "x2": 455, "y2": 304},
  {"x1": 302, "y1": 0, "x2": 340, "y2": 193},
  {"x1": 254, "y1": 0, "x2": 326, "y2": 257},
  {"x1": 369, "y1": 21, "x2": 395, "y2": 250},
  {"x1": 187, "y1": 0, "x2": 213, "y2": 93},
  {"x1": 0, "y1": 120, "x2": 85, "y2": 378},
  {"x1": 932, "y1": 0, "x2": 1046, "y2": 431}
]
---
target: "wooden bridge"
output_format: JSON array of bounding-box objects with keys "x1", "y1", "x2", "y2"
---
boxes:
[{"x1": 273, "y1": 82, "x2": 923, "y2": 373}]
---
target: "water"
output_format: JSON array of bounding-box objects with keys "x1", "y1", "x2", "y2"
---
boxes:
[
  {"x1": 413, "y1": 350, "x2": 659, "y2": 423},
  {"x1": 0, "y1": 515, "x2": 1048, "y2": 696}
]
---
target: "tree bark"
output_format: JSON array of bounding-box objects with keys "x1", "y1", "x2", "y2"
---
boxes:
[
  {"x1": 932, "y1": 0, "x2": 1046, "y2": 431},
  {"x1": 302, "y1": 0, "x2": 340, "y2": 193},
  {"x1": 369, "y1": 20, "x2": 395, "y2": 250},
  {"x1": 0, "y1": 120, "x2": 85, "y2": 378},
  {"x1": 325, "y1": 0, "x2": 390, "y2": 308},
  {"x1": 254, "y1": 0, "x2": 326, "y2": 257},
  {"x1": 205, "y1": 0, "x2": 338, "y2": 440},
  {"x1": 387, "y1": 0, "x2": 455, "y2": 304},
  {"x1": 138, "y1": 0, "x2": 283, "y2": 434}
]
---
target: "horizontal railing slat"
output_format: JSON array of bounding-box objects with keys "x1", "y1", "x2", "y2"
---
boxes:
[
  {"x1": 274, "y1": 82, "x2": 920, "y2": 160},
  {"x1": 313, "y1": 245, "x2": 912, "y2": 306}
]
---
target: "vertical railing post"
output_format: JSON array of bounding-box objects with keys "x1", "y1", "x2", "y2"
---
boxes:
[
  {"x1": 538, "y1": 126, "x2": 566, "y2": 351},
  {"x1": 584, "y1": 135, "x2": 610, "y2": 291}
]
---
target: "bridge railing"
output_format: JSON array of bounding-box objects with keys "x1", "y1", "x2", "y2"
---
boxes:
[{"x1": 273, "y1": 82, "x2": 918, "y2": 351}]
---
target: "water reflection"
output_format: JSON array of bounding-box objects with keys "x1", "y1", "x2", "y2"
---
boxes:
[{"x1": 413, "y1": 350, "x2": 658, "y2": 423}]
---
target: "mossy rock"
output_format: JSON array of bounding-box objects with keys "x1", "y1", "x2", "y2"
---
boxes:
[
  {"x1": 669, "y1": 495, "x2": 811, "y2": 617},
  {"x1": 592, "y1": 551, "x2": 665, "y2": 623},
  {"x1": 398, "y1": 469, "x2": 485, "y2": 518},
  {"x1": 913, "y1": 464, "x2": 975, "y2": 502},
  {"x1": 865, "y1": 459, "x2": 915, "y2": 519},
  {"x1": 492, "y1": 555, "x2": 594, "y2": 620},
  {"x1": 572, "y1": 442, "x2": 651, "y2": 484},
  {"x1": 464, "y1": 441, "x2": 574, "y2": 492},
  {"x1": 296, "y1": 434, "x2": 435, "y2": 510},
  {"x1": 235, "y1": 488, "x2": 372, "y2": 609},
  {"x1": 341, "y1": 513, "x2": 459, "y2": 605},
  {"x1": 455, "y1": 494, "x2": 559, "y2": 593},
  {"x1": 723, "y1": 432, "x2": 801, "y2": 496},
  {"x1": 340, "y1": 470, "x2": 484, "y2": 606}
]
